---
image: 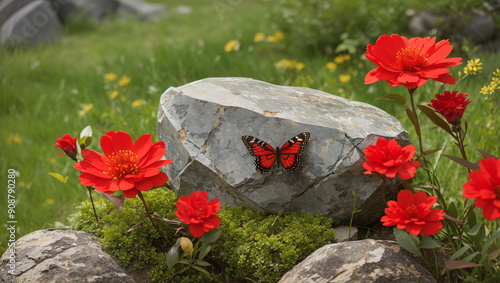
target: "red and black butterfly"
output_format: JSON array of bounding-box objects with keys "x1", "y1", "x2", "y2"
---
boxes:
[{"x1": 242, "y1": 132, "x2": 310, "y2": 173}]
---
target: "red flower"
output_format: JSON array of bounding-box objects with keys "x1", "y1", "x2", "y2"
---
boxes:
[
  {"x1": 365, "y1": 34, "x2": 462, "y2": 89},
  {"x1": 463, "y1": 158, "x2": 500, "y2": 221},
  {"x1": 175, "y1": 190, "x2": 221, "y2": 237},
  {"x1": 428, "y1": 90, "x2": 471, "y2": 124},
  {"x1": 363, "y1": 138, "x2": 421, "y2": 180},
  {"x1": 55, "y1": 133, "x2": 78, "y2": 161},
  {"x1": 381, "y1": 190, "x2": 445, "y2": 236},
  {"x1": 74, "y1": 131, "x2": 171, "y2": 198}
]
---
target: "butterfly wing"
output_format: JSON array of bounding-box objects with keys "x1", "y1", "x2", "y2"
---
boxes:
[
  {"x1": 278, "y1": 132, "x2": 310, "y2": 172},
  {"x1": 242, "y1": 135, "x2": 277, "y2": 173}
]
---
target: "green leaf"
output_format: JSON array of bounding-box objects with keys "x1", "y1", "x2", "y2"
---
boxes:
[
  {"x1": 394, "y1": 229, "x2": 421, "y2": 257},
  {"x1": 378, "y1": 94, "x2": 406, "y2": 106},
  {"x1": 200, "y1": 229, "x2": 221, "y2": 243},
  {"x1": 48, "y1": 172, "x2": 68, "y2": 184},
  {"x1": 405, "y1": 107, "x2": 420, "y2": 137},
  {"x1": 192, "y1": 265, "x2": 210, "y2": 274},
  {"x1": 482, "y1": 228, "x2": 500, "y2": 255},
  {"x1": 463, "y1": 251, "x2": 481, "y2": 262},
  {"x1": 178, "y1": 258, "x2": 190, "y2": 265},
  {"x1": 198, "y1": 244, "x2": 211, "y2": 261},
  {"x1": 447, "y1": 201, "x2": 458, "y2": 218},
  {"x1": 419, "y1": 237, "x2": 441, "y2": 249},
  {"x1": 196, "y1": 260, "x2": 211, "y2": 267},
  {"x1": 166, "y1": 243, "x2": 180, "y2": 269},
  {"x1": 450, "y1": 244, "x2": 471, "y2": 260},
  {"x1": 417, "y1": 104, "x2": 453, "y2": 136},
  {"x1": 468, "y1": 221, "x2": 483, "y2": 236},
  {"x1": 466, "y1": 208, "x2": 477, "y2": 228}
]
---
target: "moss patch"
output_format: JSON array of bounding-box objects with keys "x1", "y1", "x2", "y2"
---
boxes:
[{"x1": 72, "y1": 189, "x2": 336, "y2": 282}]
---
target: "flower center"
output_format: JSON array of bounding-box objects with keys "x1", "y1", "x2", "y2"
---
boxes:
[
  {"x1": 405, "y1": 204, "x2": 419, "y2": 218},
  {"x1": 106, "y1": 150, "x2": 139, "y2": 178},
  {"x1": 495, "y1": 185, "x2": 500, "y2": 199},
  {"x1": 196, "y1": 208, "x2": 206, "y2": 217},
  {"x1": 395, "y1": 46, "x2": 427, "y2": 71}
]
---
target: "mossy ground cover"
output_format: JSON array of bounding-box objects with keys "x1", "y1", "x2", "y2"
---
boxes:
[
  {"x1": 73, "y1": 189, "x2": 336, "y2": 282},
  {"x1": 0, "y1": 0, "x2": 498, "y2": 276}
]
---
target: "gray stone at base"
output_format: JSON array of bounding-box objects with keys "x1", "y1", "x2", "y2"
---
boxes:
[
  {"x1": 279, "y1": 239, "x2": 438, "y2": 283},
  {"x1": 0, "y1": 229, "x2": 135, "y2": 283}
]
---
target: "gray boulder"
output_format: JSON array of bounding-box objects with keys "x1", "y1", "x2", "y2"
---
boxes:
[
  {"x1": 279, "y1": 239, "x2": 438, "y2": 282},
  {"x1": 116, "y1": 0, "x2": 165, "y2": 21},
  {"x1": 157, "y1": 77, "x2": 410, "y2": 225},
  {"x1": 0, "y1": 229, "x2": 135, "y2": 283},
  {"x1": 48, "y1": 0, "x2": 80, "y2": 23},
  {"x1": 0, "y1": 0, "x2": 35, "y2": 26},
  {"x1": 66, "y1": 0, "x2": 117, "y2": 20},
  {"x1": 0, "y1": 0, "x2": 61, "y2": 48}
]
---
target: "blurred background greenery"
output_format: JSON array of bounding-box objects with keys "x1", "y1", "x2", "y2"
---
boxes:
[{"x1": 0, "y1": 0, "x2": 498, "y2": 254}]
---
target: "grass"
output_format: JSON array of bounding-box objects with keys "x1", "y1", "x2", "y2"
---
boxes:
[{"x1": 0, "y1": 0, "x2": 499, "y2": 257}]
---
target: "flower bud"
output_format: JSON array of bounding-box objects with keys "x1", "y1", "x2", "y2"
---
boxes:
[{"x1": 180, "y1": 237, "x2": 193, "y2": 257}]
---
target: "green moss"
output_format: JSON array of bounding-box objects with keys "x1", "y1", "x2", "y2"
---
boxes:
[{"x1": 72, "y1": 189, "x2": 336, "y2": 282}]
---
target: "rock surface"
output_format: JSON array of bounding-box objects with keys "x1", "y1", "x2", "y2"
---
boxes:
[
  {"x1": 0, "y1": 229, "x2": 135, "y2": 283},
  {"x1": 0, "y1": 0, "x2": 61, "y2": 48},
  {"x1": 116, "y1": 0, "x2": 166, "y2": 21},
  {"x1": 157, "y1": 77, "x2": 409, "y2": 225},
  {"x1": 279, "y1": 239, "x2": 438, "y2": 283}
]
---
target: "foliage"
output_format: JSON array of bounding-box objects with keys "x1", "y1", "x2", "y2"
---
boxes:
[
  {"x1": 213, "y1": 206, "x2": 337, "y2": 282},
  {"x1": 72, "y1": 189, "x2": 337, "y2": 282},
  {"x1": 270, "y1": 0, "x2": 411, "y2": 53}
]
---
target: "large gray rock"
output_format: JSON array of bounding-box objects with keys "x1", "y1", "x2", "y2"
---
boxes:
[
  {"x1": 68, "y1": 0, "x2": 117, "y2": 20},
  {"x1": 48, "y1": 0, "x2": 80, "y2": 22},
  {"x1": 279, "y1": 239, "x2": 438, "y2": 282},
  {"x1": 0, "y1": 0, "x2": 35, "y2": 26},
  {"x1": 0, "y1": 229, "x2": 135, "y2": 283},
  {"x1": 116, "y1": 0, "x2": 165, "y2": 21},
  {"x1": 0, "y1": 0, "x2": 61, "y2": 48},
  {"x1": 157, "y1": 77, "x2": 410, "y2": 225}
]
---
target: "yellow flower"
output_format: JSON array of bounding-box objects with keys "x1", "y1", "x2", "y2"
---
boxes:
[
  {"x1": 118, "y1": 75, "x2": 131, "y2": 87},
  {"x1": 266, "y1": 31, "x2": 284, "y2": 43},
  {"x1": 275, "y1": 59, "x2": 305, "y2": 71},
  {"x1": 295, "y1": 62, "x2": 305, "y2": 71},
  {"x1": 180, "y1": 237, "x2": 193, "y2": 257},
  {"x1": 339, "y1": 74, "x2": 351, "y2": 83},
  {"x1": 493, "y1": 68, "x2": 500, "y2": 77},
  {"x1": 326, "y1": 62, "x2": 337, "y2": 71},
  {"x1": 480, "y1": 85, "x2": 495, "y2": 96},
  {"x1": 275, "y1": 59, "x2": 293, "y2": 70},
  {"x1": 463, "y1": 58, "x2": 482, "y2": 75},
  {"x1": 254, "y1": 32, "x2": 265, "y2": 42},
  {"x1": 7, "y1": 133, "x2": 22, "y2": 144},
  {"x1": 131, "y1": 99, "x2": 144, "y2": 108},
  {"x1": 224, "y1": 39, "x2": 240, "y2": 52},
  {"x1": 334, "y1": 54, "x2": 351, "y2": 64},
  {"x1": 104, "y1": 73, "x2": 117, "y2": 82},
  {"x1": 274, "y1": 31, "x2": 284, "y2": 40},
  {"x1": 78, "y1": 103, "x2": 94, "y2": 117},
  {"x1": 46, "y1": 199, "x2": 55, "y2": 205},
  {"x1": 110, "y1": 90, "x2": 119, "y2": 100}
]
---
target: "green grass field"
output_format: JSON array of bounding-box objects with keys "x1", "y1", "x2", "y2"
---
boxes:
[{"x1": 0, "y1": 0, "x2": 498, "y2": 255}]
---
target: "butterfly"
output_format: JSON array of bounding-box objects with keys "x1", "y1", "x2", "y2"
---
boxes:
[{"x1": 241, "y1": 132, "x2": 310, "y2": 173}]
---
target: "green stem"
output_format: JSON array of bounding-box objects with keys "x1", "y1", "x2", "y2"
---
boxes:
[
  {"x1": 137, "y1": 191, "x2": 173, "y2": 246},
  {"x1": 87, "y1": 186, "x2": 99, "y2": 222}
]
